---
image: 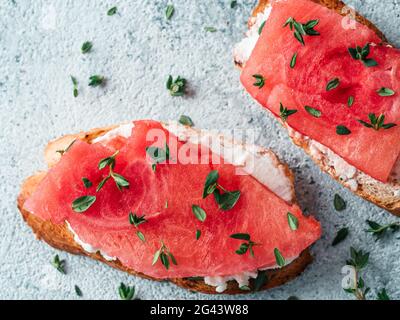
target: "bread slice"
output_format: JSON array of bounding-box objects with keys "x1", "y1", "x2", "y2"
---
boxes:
[
  {"x1": 18, "y1": 124, "x2": 313, "y2": 295},
  {"x1": 236, "y1": 0, "x2": 400, "y2": 216}
]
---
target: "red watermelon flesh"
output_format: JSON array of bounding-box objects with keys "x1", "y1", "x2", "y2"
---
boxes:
[
  {"x1": 24, "y1": 120, "x2": 321, "y2": 279},
  {"x1": 241, "y1": 0, "x2": 400, "y2": 182}
]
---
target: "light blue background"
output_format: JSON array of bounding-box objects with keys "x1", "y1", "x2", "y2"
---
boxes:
[{"x1": 1, "y1": 0, "x2": 399, "y2": 300}]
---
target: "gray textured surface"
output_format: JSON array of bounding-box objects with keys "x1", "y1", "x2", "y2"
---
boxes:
[{"x1": 1, "y1": 0, "x2": 400, "y2": 300}]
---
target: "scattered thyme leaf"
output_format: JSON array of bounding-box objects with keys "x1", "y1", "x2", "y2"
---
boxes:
[
  {"x1": 332, "y1": 227, "x2": 349, "y2": 246},
  {"x1": 166, "y1": 75, "x2": 186, "y2": 96},
  {"x1": 52, "y1": 255, "x2": 66, "y2": 274},
  {"x1": 107, "y1": 6, "x2": 117, "y2": 16},
  {"x1": 81, "y1": 41, "x2": 93, "y2": 54},
  {"x1": 334, "y1": 194, "x2": 346, "y2": 211},
  {"x1": 165, "y1": 5, "x2": 174, "y2": 20},
  {"x1": 118, "y1": 283, "x2": 135, "y2": 300},
  {"x1": 72, "y1": 195, "x2": 96, "y2": 213},
  {"x1": 88, "y1": 75, "x2": 104, "y2": 87}
]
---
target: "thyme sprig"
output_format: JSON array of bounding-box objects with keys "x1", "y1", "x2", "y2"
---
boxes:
[
  {"x1": 365, "y1": 220, "x2": 400, "y2": 239},
  {"x1": 344, "y1": 247, "x2": 370, "y2": 300},
  {"x1": 283, "y1": 17, "x2": 320, "y2": 45},
  {"x1": 152, "y1": 241, "x2": 177, "y2": 270},
  {"x1": 203, "y1": 170, "x2": 241, "y2": 211},
  {"x1": 97, "y1": 150, "x2": 130, "y2": 191},
  {"x1": 357, "y1": 113, "x2": 396, "y2": 131}
]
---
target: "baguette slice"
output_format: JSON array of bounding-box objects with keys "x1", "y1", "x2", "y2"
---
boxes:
[
  {"x1": 18, "y1": 123, "x2": 315, "y2": 295},
  {"x1": 235, "y1": 0, "x2": 400, "y2": 216}
]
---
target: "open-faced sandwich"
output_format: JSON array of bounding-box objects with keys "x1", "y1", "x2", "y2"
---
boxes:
[
  {"x1": 18, "y1": 120, "x2": 321, "y2": 294},
  {"x1": 235, "y1": 0, "x2": 400, "y2": 215}
]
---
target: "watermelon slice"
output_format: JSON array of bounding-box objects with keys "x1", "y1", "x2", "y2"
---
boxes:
[
  {"x1": 23, "y1": 120, "x2": 320, "y2": 279},
  {"x1": 240, "y1": 0, "x2": 400, "y2": 182}
]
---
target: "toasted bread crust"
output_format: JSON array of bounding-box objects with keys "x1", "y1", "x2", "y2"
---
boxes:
[
  {"x1": 246, "y1": 0, "x2": 400, "y2": 216},
  {"x1": 18, "y1": 125, "x2": 313, "y2": 295}
]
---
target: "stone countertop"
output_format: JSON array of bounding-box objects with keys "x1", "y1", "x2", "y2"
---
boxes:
[{"x1": 1, "y1": 0, "x2": 399, "y2": 300}]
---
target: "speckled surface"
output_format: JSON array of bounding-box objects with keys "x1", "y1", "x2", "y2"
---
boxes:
[{"x1": 1, "y1": 0, "x2": 400, "y2": 300}]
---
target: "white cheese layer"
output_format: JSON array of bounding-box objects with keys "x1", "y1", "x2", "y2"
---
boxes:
[
  {"x1": 204, "y1": 257, "x2": 297, "y2": 293},
  {"x1": 287, "y1": 127, "x2": 400, "y2": 197},
  {"x1": 233, "y1": 5, "x2": 271, "y2": 66},
  {"x1": 66, "y1": 222, "x2": 117, "y2": 261},
  {"x1": 161, "y1": 121, "x2": 294, "y2": 203},
  {"x1": 92, "y1": 122, "x2": 134, "y2": 144}
]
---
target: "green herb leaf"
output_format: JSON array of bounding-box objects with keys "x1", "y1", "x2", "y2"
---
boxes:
[
  {"x1": 347, "y1": 96, "x2": 354, "y2": 107},
  {"x1": 357, "y1": 113, "x2": 396, "y2": 131},
  {"x1": 377, "y1": 288, "x2": 390, "y2": 300},
  {"x1": 160, "y1": 252, "x2": 170, "y2": 270},
  {"x1": 82, "y1": 177, "x2": 92, "y2": 188},
  {"x1": 216, "y1": 190, "x2": 241, "y2": 211},
  {"x1": 252, "y1": 74, "x2": 265, "y2": 88},
  {"x1": 74, "y1": 285, "x2": 82, "y2": 297},
  {"x1": 168, "y1": 252, "x2": 178, "y2": 265},
  {"x1": 332, "y1": 227, "x2": 349, "y2": 246},
  {"x1": 107, "y1": 6, "x2": 117, "y2": 16},
  {"x1": 336, "y1": 125, "x2": 351, "y2": 135},
  {"x1": 152, "y1": 249, "x2": 161, "y2": 266},
  {"x1": 334, "y1": 194, "x2": 346, "y2": 211},
  {"x1": 98, "y1": 151, "x2": 118, "y2": 170},
  {"x1": 231, "y1": 234, "x2": 257, "y2": 257},
  {"x1": 304, "y1": 105, "x2": 321, "y2": 118},
  {"x1": 377, "y1": 87, "x2": 395, "y2": 97},
  {"x1": 274, "y1": 248, "x2": 285, "y2": 267},
  {"x1": 165, "y1": 5, "x2": 174, "y2": 20},
  {"x1": 290, "y1": 52, "x2": 297, "y2": 68},
  {"x1": 287, "y1": 212, "x2": 299, "y2": 231},
  {"x1": 96, "y1": 175, "x2": 110, "y2": 192},
  {"x1": 230, "y1": 233, "x2": 251, "y2": 241},
  {"x1": 88, "y1": 75, "x2": 104, "y2": 87},
  {"x1": 71, "y1": 76, "x2": 78, "y2": 97},
  {"x1": 230, "y1": 1, "x2": 237, "y2": 9},
  {"x1": 279, "y1": 102, "x2": 297, "y2": 122},
  {"x1": 196, "y1": 229, "x2": 201, "y2": 240},
  {"x1": 326, "y1": 78, "x2": 340, "y2": 91},
  {"x1": 129, "y1": 212, "x2": 147, "y2": 227},
  {"x1": 258, "y1": 21, "x2": 266, "y2": 35},
  {"x1": 294, "y1": 30, "x2": 305, "y2": 45},
  {"x1": 81, "y1": 41, "x2": 93, "y2": 54},
  {"x1": 146, "y1": 144, "x2": 170, "y2": 171},
  {"x1": 136, "y1": 230, "x2": 145, "y2": 242},
  {"x1": 363, "y1": 58, "x2": 378, "y2": 67},
  {"x1": 152, "y1": 242, "x2": 177, "y2": 270},
  {"x1": 347, "y1": 247, "x2": 369, "y2": 271},
  {"x1": 111, "y1": 172, "x2": 130, "y2": 190},
  {"x1": 283, "y1": 17, "x2": 319, "y2": 45},
  {"x1": 348, "y1": 43, "x2": 378, "y2": 67},
  {"x1": 253, "y1": 270, "x2": 268, "y2": 291},
  {"x1": 72, "y1": 195, "x2": 96, "y2": 213},
  {"x1": 166, "y1": 75, "x2": 186, "y2": 96},
  {"x1": 204, "y1": 26, "x2": 217, "y2": 33},
  {"x1": 52, "y1": 255, "x2": 66, "y2": 274},
  {"x1": 118, "y1": 283, "x2": 135, "y2": 300},
  {"x1": 366, "y1": 220, "x2": 400, "y2": 239},
  {"x1": 202, "y1": 170, "x2": 219, "y2": 198},
  {"x1": 192, "y1": 205, "x2": 207, "y2": 222},
  {"x1": 235, "y1": 242, "x2": 249, "y2": 255},
  {"x1": 178, "y1": 115, "x2": 194, "y2": 127}
]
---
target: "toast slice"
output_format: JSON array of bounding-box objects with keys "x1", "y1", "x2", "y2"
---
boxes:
[
  {"x1": 235, "y1": 0, "x2": 400, "y2": 216},
  {"x1": 18, "y1": 124, "x2": 314, "y2": 295}
]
